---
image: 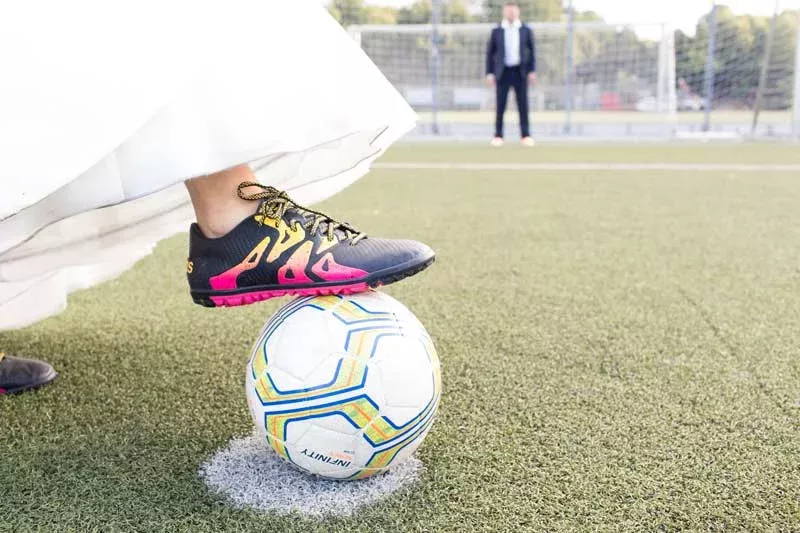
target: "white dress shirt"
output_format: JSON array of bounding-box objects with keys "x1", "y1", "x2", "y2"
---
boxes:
[{"x1": 502, "y1": 19, "x2": 522, "y2": 67}]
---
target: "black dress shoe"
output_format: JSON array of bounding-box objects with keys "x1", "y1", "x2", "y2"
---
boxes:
[{"x1": 0, "y1": 353, "x2": 58, "y2": 394}]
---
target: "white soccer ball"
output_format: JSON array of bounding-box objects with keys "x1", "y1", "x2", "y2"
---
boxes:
[{"x1": 246, "y1": 291, "x2": 441, "y2": 480}]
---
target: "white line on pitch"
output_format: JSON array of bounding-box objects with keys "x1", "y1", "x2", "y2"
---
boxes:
[{"x1": 374, "y1": 162, "x2": 800, "y2": 172}]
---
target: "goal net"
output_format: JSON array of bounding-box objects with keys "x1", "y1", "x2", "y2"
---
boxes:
[
  {"x1": 348, "y1": 21, "x2": 678, "y2": 138},
  {"x1": 674, "y1": 6, "x2": 799, "y2": 138}
]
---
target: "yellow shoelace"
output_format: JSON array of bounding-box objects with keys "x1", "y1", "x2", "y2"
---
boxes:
[{"x1": 237, "y1": 182, "x2": 365, "y2": 245}]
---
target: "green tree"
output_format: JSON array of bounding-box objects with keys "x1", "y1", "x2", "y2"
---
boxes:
[
  {"x1": 768, "y1": 10, "x2": 800, "y2": 108},
  {"x1": 327, "y1": 0, "x2": 367, "y2": 26},
  {"x1": 397, "y1": 1, "x2": 430, "y2": 24},
  {"x1": 482, "y1": 0, "x2": 563, "y2": 22},
  {"x1": 398, "y1": 0, "x2": 472, "y2": 24},
  {"x1": 674, "y1": 5, "x2": 798, "y2": 108},
  {"x1": 445, "y1": 0, "x2": 471, "y2": 23},
  {"x1": 365, "y1": 6, "x2": 399, "y2": 24},
  {"x1": 575, "y1": 10, "x2": 603, "y2": 23}
]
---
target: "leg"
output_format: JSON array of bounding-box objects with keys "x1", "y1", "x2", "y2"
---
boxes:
[
  {"x1": 185, "y1": 165, "x2": 260, "y2": 238},
  {"x1": 184, "y1": 168, "x2": 434, "y2": 308},
  {"x1": 495, "y1": 73, "x2": 511, "y2": 138},
  {"x1": 513, "y1": 71, "x2": 531, "y2": 138}
]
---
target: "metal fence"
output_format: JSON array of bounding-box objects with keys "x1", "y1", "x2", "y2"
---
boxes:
[{"x1": 338, "y1": 1, "x2": 800, "y2": 140}]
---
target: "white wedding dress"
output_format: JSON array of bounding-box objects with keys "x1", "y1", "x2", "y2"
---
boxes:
[{"x1": 0, "y1": 1, "x2": 416, "y2": 331}]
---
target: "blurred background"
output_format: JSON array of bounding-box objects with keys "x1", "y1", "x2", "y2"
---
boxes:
[{"x1": 322, "y1": 0, "x2": 800, "y2": 140}]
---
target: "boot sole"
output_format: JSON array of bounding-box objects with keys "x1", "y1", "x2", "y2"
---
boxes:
[{"x1": 191, "y1": 255, "x2": 435, "y2": 308}]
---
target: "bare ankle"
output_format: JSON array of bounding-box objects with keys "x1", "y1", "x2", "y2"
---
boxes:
[
  {"x1": 196, "y1": 205, "x2": 257, "y2": 238},
  {"x1": 185, "y1": 165, "x2": 259, "y2": 238}
]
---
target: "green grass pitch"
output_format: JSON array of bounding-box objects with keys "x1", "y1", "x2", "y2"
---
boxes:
[{"x1": 2, "y1": 143, "x2": 800, "y2": 531}]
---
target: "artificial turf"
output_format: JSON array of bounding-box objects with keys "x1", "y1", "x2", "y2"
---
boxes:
[{"x1": 2, "y1": 143, "x2": 799, "y2": 532}]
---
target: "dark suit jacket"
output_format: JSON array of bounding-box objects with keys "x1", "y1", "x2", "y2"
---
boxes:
[{"x1": 486, "y1": 24, "x2": 536, "y2": 79}]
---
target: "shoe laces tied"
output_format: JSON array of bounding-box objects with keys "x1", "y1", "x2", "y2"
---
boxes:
[{"x1": 237, "y1": 182, "x2": 365, "y2": 245}]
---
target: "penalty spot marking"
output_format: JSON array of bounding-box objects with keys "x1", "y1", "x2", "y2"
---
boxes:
[
  {"x1": 374, "y1": 162, "x2": 800, "y2": 172},
  {"x1": 200, "y1": 434, "x2": 423, "y2": 518}
]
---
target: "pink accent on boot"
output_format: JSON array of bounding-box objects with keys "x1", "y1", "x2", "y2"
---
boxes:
[
  {"x1": 210, "y1": 265, "x2": 246, "y2": 291},
  {"x1": 278, "y1": 242, "x2": 314, "y2": 285},
  {"x1": 209, "y1": 236, "x2": 271, "y2": 291},
  {"x1": 209, "y1": 281, "x2": 372, "y2": 307},
  {"x1": 311, "y1": 253, "x2": 369, "y2": 282}
]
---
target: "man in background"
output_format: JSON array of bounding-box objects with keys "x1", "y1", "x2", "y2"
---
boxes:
[{"x1": 486, "y1": 1, "x2": 536, "y2": 147}]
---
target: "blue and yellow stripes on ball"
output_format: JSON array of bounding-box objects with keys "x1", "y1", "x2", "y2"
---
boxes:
[
  {"x1": 251, "y1": 295, "x2": 313, "y2": 378},
  {"x1": 362, "y1": 333, "x2": 441, "y2": 448},
  {"x1": 251, "y1": 295, "x2": 398, "y2": 404},
  {"x1": 351, "y1": 334, "x2": 442, "y2": 478},
  {"x1": 253, "y1": 325, "x2": 401, "y2": 406},
  {"x1": 254, "y1": 358, "x2": 366, "y2": 405},
  {"x1": 261, "y1": 333, "x2": 442, "y2": 477},
  {"x1": 251, "y1": 295, "x2": 442, "y2": 478},
  {"x1": 348, "y1": 407, "x2": 439, "y2": 480},
  {"x1": 307, "y1": 295, "x2": 395, "y2": 324},
  {"x1": 262, "y1": 395, "x2": 380, "y2": 462}
]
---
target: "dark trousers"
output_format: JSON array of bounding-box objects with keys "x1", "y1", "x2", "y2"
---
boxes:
[{"x1": 495, "y1": 66, "x2": 530, "y2": 138}]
